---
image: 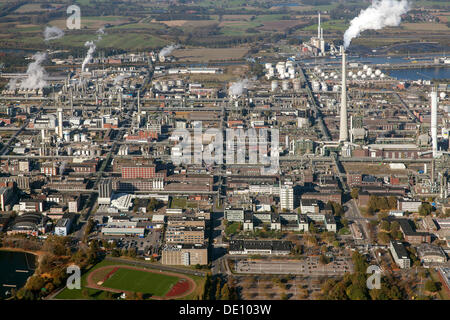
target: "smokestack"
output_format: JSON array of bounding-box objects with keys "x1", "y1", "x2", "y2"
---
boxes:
[
  {"x1": 57, "y1": 108, "x2": 63, "y2": 139},
  {"x1": 339, "y1": 46, "x2": 348, "y2": 142},
  {"x1": 318, "y1": 12, "x2": 321, "y2": 39},
  {"x1": 431, "y1": 88, "x2": 438, "y2": 158}
]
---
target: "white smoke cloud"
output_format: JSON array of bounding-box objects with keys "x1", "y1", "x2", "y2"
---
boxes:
[
  {"x1": 18, "y1": 52, "x2": 48, "y2": 90},
  {"x1": 82, "y1": 41, "x2": 96, "y2": 72},
  {"x1": 159, "y1": 44, "x2": 179, "y2": 59},
  {"x1": 228, "y1": 79, "x2": 249, "y2": 98},
  {"x1": 96, "y1": 27, "x2": 105, "y2": 41},
  {"x1": 343, "y1": 0, "x2": 410, "y2": 49},
  {"x1": 113, "y1": 73, "x2": 130, "y2": 85},
  {"x1": 44, "y1": 26, "x2": 64, "y2": 41},
  {"x1": 6, "y1": 78, "x2": 18, "y2": 91}
]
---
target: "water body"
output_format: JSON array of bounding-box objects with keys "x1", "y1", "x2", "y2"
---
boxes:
[
  {"x1": 385, "y1": 66, "x2": 450, "y2": 81},
  {"x1": 0, "y1": 250, "x2": 36, "y2": 298}
]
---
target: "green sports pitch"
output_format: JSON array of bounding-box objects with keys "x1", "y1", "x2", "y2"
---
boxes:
[{"x1": 102, "y1": 268, "x2": 180, "y2": 296}]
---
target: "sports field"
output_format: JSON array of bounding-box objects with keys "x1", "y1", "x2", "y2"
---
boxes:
[{"x1": 102, "y1": 267, "x2": 179, "y2": 296}]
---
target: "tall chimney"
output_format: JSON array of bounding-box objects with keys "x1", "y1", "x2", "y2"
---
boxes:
[
  {"x1": 57, "y1": 107, "x2": 63, "y2": 139},
  {"x1": 339, "y1": 46, "x2": 348, "y2": 142},
  {"x1": 431, "y1": 88, "x2": 438, "y2": 158},
  {"x1": 318, "y1": 12, "x2": 321, "y2": 39}
]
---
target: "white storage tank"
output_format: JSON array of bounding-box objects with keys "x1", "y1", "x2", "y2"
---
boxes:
[
  {"x1": 363, "y1": 65, "x2": 368, "y2": 70},
  {"x1": 271, "y1": 80, "x2": 278, "y2": 92},
  {"x1": 375, "y1": 69, "x2": 382, "y2": 76},
  {"x1": 265, "y1": 63, "x2": 272, "y2": 69},
  {"x1": 357, "y1": 70, "x2": 363, "y2": 76}
]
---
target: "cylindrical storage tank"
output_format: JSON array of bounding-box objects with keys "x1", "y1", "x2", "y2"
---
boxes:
[
  {"x1": 320, "y1": 72, "x2": 325, "y2": 77},
  {"x1": 375, "y1": 69, "x2": 382, "y2": 76},
  {"x1": 370, "y1": 74, "x2": 376, "y2": 79},
  {"x1": 63, "y1": 131, "x2": 70, "y2": 142},
  {"x1": 265, "y1": 63, "x2": 272, "y2": 69},
  {"x1": 290, "y1": 73, "x2": 295, "y2": 79},
  {"x1": 352, "y1": 74, "x2": 357, "y2": 79},
  {"x1": 361, "y1": 74, "x2": 367, "y2": 79},
  {"x1": 348, "y1": 71, "x2": 353, "y2": 77},
  {"x1": 312, "y1": 81, "x2": 320, "y2": 92},
  {"x1": 367, "y1": 67, "x2": 372, "y2": 74},
  {"x1": 282, "y1": 80, "x2": 290, "y2": 91},
  {"x1": 271, "y1": 80, "x2": 278, "y2": 92},
  {"x1": 380, "y1": 73, "x2": 385, "y2": 78},
  {"x1": 357, "y1": 70, "x2": 363, "y2": 76},
  {"x1": 363, "y1": 65, "x2": 368, "y2": 70},
  {"x1": 330, "y1": 72, "x2": 335, "y2": 77},
  {"x1": 440, "y1": 92, "x2": 447, "y2": 99},
  {"x1": 324, "y1": 75, "x2": 329, "y2": 80}
]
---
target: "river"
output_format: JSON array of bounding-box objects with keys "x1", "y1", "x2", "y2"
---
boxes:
[{"x1": 0, "y1": 250, "x2": 36, "y2": 298}]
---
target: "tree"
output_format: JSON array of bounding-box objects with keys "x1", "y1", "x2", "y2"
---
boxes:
[
  {"x1": 319, "y1": 254, "x2": 330, "y2": 265},
  {"x1": 380, "y1": 220, "x2": 390, "y2": 231},
  {"x1": 220, "y1": 284, "x2": 230, "y2": 300},
  {"x1": 425, "y1": 280, "x2": 438, "y2": 293},
  {"x1": 25, "y1": 276, "x2": 45, "y2": 292},
  {"x1": 419, "y1": 203, "x2": 433, "y2": 217},
  {"x1": 351, "y1": 188, "x2": 359, "y2": 199}
]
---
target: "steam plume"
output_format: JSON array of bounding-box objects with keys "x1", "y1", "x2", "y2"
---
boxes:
[
  {"x1": 18, "y1": 52, "x2": 48, "y2": 90},
  {"x1": 82, "y1": 41, "x2": 96, "y2": 72},
  {"x1": 343, "y1": 0, "x2": 410, "y2": 49},
  {"x1": 228, "y1": 79, "x2": 249, "y2": 98},
  {"x1": 44, "y1": 26, "x2": 64, "y2": 41},
  {"x1": 159, "y1": 44, "x2": 179, "y2": 59}
]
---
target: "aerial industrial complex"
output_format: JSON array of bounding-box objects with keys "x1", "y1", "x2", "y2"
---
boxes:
[{"x1": 0, "y1": 0, "x2": 449, "y2": 302}]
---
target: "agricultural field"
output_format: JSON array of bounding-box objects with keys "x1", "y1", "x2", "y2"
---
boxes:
[{"x1": 171, "y1": 47, "x2": 249, "y2": 62}]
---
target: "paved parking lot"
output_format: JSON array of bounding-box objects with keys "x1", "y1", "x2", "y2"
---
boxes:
[{"x1": 235, "y1": 256, "x2": 353, "y2": 275}]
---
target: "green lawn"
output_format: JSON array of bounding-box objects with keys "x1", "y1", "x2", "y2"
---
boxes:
[{"x1": 102, "y1": 268, "x2": 179, "y2": 296}]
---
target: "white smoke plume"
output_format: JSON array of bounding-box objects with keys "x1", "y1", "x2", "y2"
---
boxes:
[
  {"x1": 228, "y1": 79, "x2": 249, "y2": 98},
  {"x1": 19, "y1": 52, "x2": 48, "y2": 90},
  {"x1": 82, "y1": 41, "x2": 96, "y2": 72},
  {"x1": 96, "y1": 27, "x2": 105, "y2": 41},
  {"x1": 159, "y1": 44, "x2": 179, "y2": 59},
  {"x1": 44, "y1": 26, "x2": 64, "y2": 41},
  {"x1": 6, "y1": 78, "x2": 18, "y2": 91},
  {"x1": 113, "y1": 73, "x2": 130, "y2": 85},
  {"x1": 343, "y1": 0, "x2": 410, "y2": 49}
]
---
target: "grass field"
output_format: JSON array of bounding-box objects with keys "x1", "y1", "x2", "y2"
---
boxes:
[
  {"x1": 54, "y1": 259, "x2": 205, "y2": 300},
  {"x1": 102, "y1": 268, "x2": 179, "y2": 296}
]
